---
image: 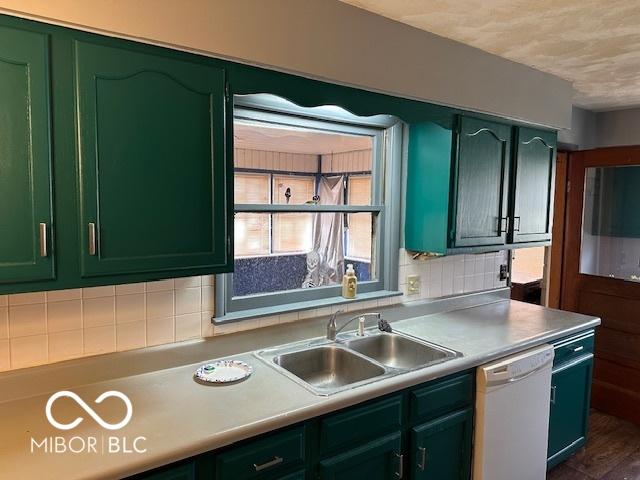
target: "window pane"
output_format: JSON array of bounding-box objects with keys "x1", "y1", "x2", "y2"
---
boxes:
[
  {"x1": 232, "y1": 212, "x2": 376, "y2": 298},
  {"x1": 234, "y1": 173, "x2": 269, "y2": 204},
  {"x1": 348, "y1": 175, "x2": 371, "y2": 205},
  {"x1": 580, "y1": 165, "x2": 640, "y2": 282},
  {"x1": 234, "y1": 213, "x2": 269, "y2": 257},
  {"x1": 273, "y1": 213, "x2": 313, "y2": 253},
  {"x1": 273, "y1": 175, "x2": 316, "y2": 205},
  {"x1": 347, "y1": 212, "x2": 373, "y2": 262}
]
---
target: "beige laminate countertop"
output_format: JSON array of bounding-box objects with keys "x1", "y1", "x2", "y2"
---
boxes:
[{"x1": 0, "y1": 296, "x2": 600, "y2": 480}]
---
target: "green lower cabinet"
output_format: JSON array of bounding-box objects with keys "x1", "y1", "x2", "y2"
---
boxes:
[
  {"x1": 410, "y1": 408, "x2": 473, "y2": 480},
  {"x1": 319, "y1": 432, "x2": 402, "y2": 480},
  {"x1": 136, "y1": 462, "x2": 196, "y2": 480},
  {"x1": 547, "y1": 355, "x2": 594, "y2": 468},
  {"x1": 277, "y1": 470, "x2": 306, "y2": 480},
  {"x1": 214, "y1": 426, "x2": 305, "y2": 479}
]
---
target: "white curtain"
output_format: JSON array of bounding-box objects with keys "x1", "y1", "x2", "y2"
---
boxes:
[{"x1": 301, "y1": 176, "x2": 345, "y2": 287}]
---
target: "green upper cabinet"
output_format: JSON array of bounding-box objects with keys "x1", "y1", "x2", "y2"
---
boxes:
[
  {"x1": 0, "y1": 25, "x2": 54, "y2": 284},
  {"x1": 73, "y1": 40, "x2": 231, "y2": 277},
  {"x1": 452, "y1": 116, "x2": 511, "y2": 248},
  {"x1": 510, "y1": 127, "x2": 556, "y2": 244},
  {"x1": 405, "y1": 115, "x2": 556, "y2": 254},
  {"x1": 410, "y1": 408, "x2": 473, "y2": 480}
]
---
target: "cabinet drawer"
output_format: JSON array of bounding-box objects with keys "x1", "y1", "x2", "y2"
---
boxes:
[
  {"x1": 410, "y1": 373, "x2": 473, "y2": 423},
  {"x1": 215, "y1": 427, "x2": 305, "y2": 479},
  {"x1": 553, "y1": 331, "x2": 594, "y2": 367},
  {"x1": 319, "y1": 395, "x2": 403, "y2": 454}
]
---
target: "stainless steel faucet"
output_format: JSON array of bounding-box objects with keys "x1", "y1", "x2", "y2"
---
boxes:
[{"x1": 326, "y1": 310, "x2": 382, "y2": 341}]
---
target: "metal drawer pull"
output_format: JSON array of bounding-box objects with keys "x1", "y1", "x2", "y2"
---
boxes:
[
  {"x1": 550, "y1": 385, "x2": 557, "y2": 404},
  {"x1": 395, "y1": 452, "x2": 404, "y2": 479},
  {"x1": 573, "y1": 346, "x2": 584, "y2": 353},
  {"x1": 88, "y1": 223, "x2": 97, "y2": 256},
  {"x1": 39, "y1": 223, "x2": 47, "y2": 257},
  {"x1": 253, "y1": 456, "x2": 283, "y2": 472},
  {"x1": 417, "y1": 446, "x2": 427, "y2": 471}
]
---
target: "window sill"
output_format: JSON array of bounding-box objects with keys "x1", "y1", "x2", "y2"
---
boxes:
[{"x1": 213, "y1": 290, "x2": 402, "y2": 325}]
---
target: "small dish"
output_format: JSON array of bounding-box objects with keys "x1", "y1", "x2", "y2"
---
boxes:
[{"x1": 194, "y1": 359, "x2": 253, "y2": 385}]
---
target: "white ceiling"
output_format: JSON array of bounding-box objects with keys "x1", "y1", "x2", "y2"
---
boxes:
[
  {"x1": 339, "y1": 0, "x2": 640, "y2": 111},
  {"x1": 234, "y1": 121, "x2": 372, "y2": 155}
]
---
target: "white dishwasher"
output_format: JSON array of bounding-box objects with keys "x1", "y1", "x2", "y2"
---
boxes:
[{"x1": 473, "y1": 344, "x2": 554, "y2": 480}]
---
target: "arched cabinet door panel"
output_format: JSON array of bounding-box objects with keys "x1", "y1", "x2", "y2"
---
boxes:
[
  {"x1": 511, "y1": 127, "x2": 556, "y2": 244},
  {"x1": 0, "y1": 26, "x2": 54, "y2": 284},
  {"x1": 452, "y1": 116, "x2": 512, "y2": 248},
  {"x1": 74, "y1": 40, "x2": 230, "y2": 277}
]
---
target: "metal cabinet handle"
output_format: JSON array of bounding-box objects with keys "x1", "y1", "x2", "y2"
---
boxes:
[
  {"x1": 39, "y1": 223, "x2": 48, "y2": 257},
  {"x1": 550, "y1": 385, "x2": 557, "y2": 404},
  {"x1": 253, "y1": 456, "x2": 283, "y2": 472},
  {"x1": 417, "y1": 446, "x2": 427, "y2": 471},
  {"x1": 498, "y1": 217, "x2": 509, "y2": 234},
  {"x1": 573, "y1": 345, "x2": 584, "y2": 353},
  {"x1": 513, "y1": 216, "x2": 521, "y2": 232},
  {"x1": 88, "y1": 223, "x2": 97, "y2": 256},
  {"x1": 395, "y1": 453, "x2": 404, "y2": 479}
]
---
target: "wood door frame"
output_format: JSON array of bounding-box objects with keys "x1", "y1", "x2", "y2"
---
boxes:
[
  {"x1": 546, "y1": 151, "x2": 568, "y2": 308},
  {"x1": 561, "y1": 146, "x2": 640, "y2": 311}
]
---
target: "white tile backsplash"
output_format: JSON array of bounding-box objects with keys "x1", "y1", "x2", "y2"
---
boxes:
[
  {"x1": 47, "y1": 300, "x2": 82, "y2": 333},
  {"x1": 83, "y1": 296, "x2": 115, "y2": 328},
  {"x1": 398, "y1": 249, "x2": 508, "y2": 305},
  {"x1": 0, "y1": 248, "x2": 509, "y2": 372},
  {"x1": 9, "y1": 304, "x2": 46, "y2": 337}
]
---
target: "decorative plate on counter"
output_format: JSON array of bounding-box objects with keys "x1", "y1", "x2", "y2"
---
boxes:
[{"x1": 194, "y1": 360, "x2": 253, "y2": 385}]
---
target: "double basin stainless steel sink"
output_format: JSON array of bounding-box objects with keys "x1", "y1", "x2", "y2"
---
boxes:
[{"x1": 256, "y1": 329, "x2": 461, "y2": 396}]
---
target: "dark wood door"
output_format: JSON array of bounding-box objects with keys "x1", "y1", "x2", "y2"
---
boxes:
[
  {"x1": 452, "y1": 116, "x2": 511, "y2": 248},
  {"x1": 74, "y1": 39, "x2": 230, "y2": 277},
  {"x1": 0, "y1": 26, "x2": 54, "y2": 283},
  {"x1": 510, "y1": 127, "x2": 556, "y2": 243},
  {"x1": 562, "y1": 146, "x2": 640, "y2": 424}
]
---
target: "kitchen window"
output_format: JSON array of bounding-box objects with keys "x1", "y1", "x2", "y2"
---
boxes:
[{"x1": 216, "y1": 95, "x2": 401, "y2": 319}]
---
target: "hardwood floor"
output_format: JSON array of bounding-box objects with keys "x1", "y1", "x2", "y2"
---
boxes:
[{"x1": 548, "y1": 410, "x2": 640, "y2": 479}]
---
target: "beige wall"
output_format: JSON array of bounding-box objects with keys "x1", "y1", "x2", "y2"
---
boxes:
[{"x1": 0, "y1": 0, "x2": 572, "y2": 128}]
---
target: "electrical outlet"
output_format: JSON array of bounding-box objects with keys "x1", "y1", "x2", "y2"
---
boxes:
[{"x1": 407, "y1": 275, "x2": 421, "y2": 295}]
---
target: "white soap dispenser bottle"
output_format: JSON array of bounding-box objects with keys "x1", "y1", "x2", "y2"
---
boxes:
[{"x1": 342, "y1": 263, "x2": 357, "y2": 299}]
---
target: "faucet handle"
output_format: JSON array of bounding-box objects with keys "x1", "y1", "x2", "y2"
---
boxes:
[{"x1": 329, "y1": 309, "x2": 345, "y2": 323}]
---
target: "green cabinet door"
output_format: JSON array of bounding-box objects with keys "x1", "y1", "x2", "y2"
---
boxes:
[
  {"x1": 74, "y1": 40, "x2": 230, "y2": 277},
  {"x1": 452, "y1": 116, "x2": 511, "y2": 248},
  {"x1": 0, "y1": 26, "x2": 54, "y2": 283},
  {"x1": 547, "y1": 355, "x2": 594, "y2": 468},
  {"x1": 319, "y1": 432, "x2": 402, "y2": 480},
  {"x1": 410, "y1": 408, "x2": 473, "y2": 480},
  {"x1": 511, "y1": 127, "x2": 556, "y2": 243}
]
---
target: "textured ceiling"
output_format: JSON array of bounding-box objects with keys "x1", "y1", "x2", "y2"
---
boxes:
[{"x1": 339, "y1": 0, "x2": 640, "y2": 111}]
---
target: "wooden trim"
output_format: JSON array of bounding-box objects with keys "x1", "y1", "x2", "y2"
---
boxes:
[{"x1": 547, "y1": 151, "x2": 568, "y2": 308}]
